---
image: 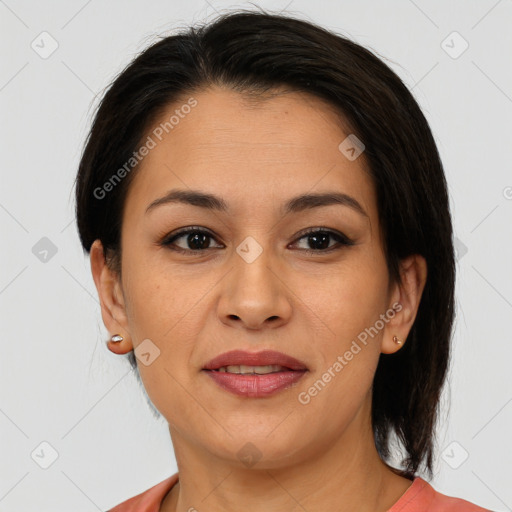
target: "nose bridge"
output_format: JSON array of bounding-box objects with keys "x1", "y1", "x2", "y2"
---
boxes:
[
  {"x1": 233, "y1": 234, "x2": 278, "y2": 299},
  {"x1": 219, "y1": 234, "x2": 291, "y2": 328}
]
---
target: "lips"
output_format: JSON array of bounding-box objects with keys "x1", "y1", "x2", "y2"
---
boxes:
[
  {"x1": 203, "y1": 350, "x2": 308, "y2": 371},
  {"x1": 202, "y1": 350, "x2": 309, "y2": 398}
]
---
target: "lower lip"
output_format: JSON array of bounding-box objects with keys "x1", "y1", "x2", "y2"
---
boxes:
[{"x1": 203, "y1": 369, "x2": 307, "y2": 397}]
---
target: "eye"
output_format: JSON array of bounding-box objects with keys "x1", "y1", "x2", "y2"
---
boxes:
[
  {"x1": 161, "y1": 227, "x2": 224, "y2": 254},
  {"x1": 291, "y1": 228, "x2": 355, "y2": 255}
]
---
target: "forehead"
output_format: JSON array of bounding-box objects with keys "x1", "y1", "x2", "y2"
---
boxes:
[{"x1": 123, "y1": 86, "x2": 376, "y2": 222}]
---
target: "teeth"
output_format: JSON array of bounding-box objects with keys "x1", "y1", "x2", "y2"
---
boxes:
[{"x1": 217, "y1": 364, "x2": 288, "y2": 374}]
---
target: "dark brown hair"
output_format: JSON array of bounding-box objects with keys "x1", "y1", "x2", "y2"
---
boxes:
[{"x1": 74, "y1": 8, "x2": 455, "y2": 479}]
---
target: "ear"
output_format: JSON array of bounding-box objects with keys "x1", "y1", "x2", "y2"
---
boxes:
[
  {"x1": 90, "y1": 239, "x2": 133, "y2": 354},
  {"x1": 381, "y1": 254, "x2": 427, "y2": 355}
]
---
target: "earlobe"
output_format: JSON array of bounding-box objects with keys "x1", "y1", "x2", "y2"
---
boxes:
[
  {"x1": 90, "y1": 239, "x2": 132, "y2": 353},
  {"x1": 381, "y1": 254, "x2": 427, "y2": 355}
]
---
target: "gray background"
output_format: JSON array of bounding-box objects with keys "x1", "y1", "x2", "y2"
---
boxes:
[{"x1": 1, "y1": 0, "x2": 511, "y2": 510}]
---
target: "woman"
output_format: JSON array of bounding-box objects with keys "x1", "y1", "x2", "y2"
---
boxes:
[{"x1": 74, "y1": 9, "x2": 492, "y2": 512}]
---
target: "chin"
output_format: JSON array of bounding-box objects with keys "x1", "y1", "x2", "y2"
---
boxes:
[{"x1": 204, "y1": 431, "x2": 310, "y2": 470}]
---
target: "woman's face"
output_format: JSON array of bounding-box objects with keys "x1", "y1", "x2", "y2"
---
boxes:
[{"x1": 93, "y1": 86, "x2": 420, "y2": 468}]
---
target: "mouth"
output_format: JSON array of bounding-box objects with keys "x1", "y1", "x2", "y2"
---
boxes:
[{"x1": 202, "y1": 350, "x2": 308, "y2": 398}]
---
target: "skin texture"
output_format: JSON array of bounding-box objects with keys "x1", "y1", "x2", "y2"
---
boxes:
[{"x1": 90, "y1": 86, "x2": 427, "y2": 512}]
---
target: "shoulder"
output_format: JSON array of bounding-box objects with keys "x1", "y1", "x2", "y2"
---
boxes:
[
  {"x1": 389, "y1": 477, "x2": 493, "y2": 512},
  {"x1": 106, "y1": 473, "x2": 179, "y2": 512}
]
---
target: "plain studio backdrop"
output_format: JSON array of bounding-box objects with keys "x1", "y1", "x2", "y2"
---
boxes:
[{"x1": 1, "y1": 0, "x2": 511, "y2": 510}]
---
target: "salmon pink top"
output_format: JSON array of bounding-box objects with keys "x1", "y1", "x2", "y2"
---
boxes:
[{"x1": 107, "y1": 473, "x2": 492, "y2": 511}]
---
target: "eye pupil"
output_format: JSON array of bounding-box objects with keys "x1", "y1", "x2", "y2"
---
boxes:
[
  {"x1": 188, "y1": 233, "x2": 210, "y2": 250},
  {"x1": 308, "y1": 232, "x2": 330, "y2": 250}
]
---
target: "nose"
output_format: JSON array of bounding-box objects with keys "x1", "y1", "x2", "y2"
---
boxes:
[{"x1": 217, "y1": 243, "x2": 293, "y2": 331}]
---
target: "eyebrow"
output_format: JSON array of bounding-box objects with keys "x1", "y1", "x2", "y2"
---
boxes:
[{"x1": 145, "y1": 189, "x2": 368, "y2": 218}]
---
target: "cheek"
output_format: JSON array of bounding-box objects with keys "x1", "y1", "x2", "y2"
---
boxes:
[
  {"x1": 121, "y1": 256, "x2": 213, "y2": 374},
  {"x1": 299, "y1": 254, "x2": 389, "y2": 346},
  {"x1": 295, "y1": 266, "x2": 387, "y2": 435},
  {"x1": 123, "y1": 268, "x2": 205, "y2": 417},
  {"x1": 121, "y1": 248, "x2": 193, "y2": 342}
]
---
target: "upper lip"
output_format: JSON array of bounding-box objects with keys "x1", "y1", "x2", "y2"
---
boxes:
[{"x1": 203, "y1": 350, "x2": 308, "y2": 371}]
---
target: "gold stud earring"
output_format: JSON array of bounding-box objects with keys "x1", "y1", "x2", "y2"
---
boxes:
[
  {"x1": 111, "y1": 334, "x2": 124, "y2": 343},
  {"x1": 392, "y1": 335, "x2": 402, "y2": 345}
]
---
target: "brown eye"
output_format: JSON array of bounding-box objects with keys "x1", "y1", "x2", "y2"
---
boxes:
[
  {"x1": 291, "y1": 229, "x2": 355, "y2": 255},
  {"x1": 162, "y1": 227, "x2": 223, "y2": 253}
]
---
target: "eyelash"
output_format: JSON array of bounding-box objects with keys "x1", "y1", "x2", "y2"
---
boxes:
[{"x1": 160, "y1": 226, "x2": 355, "y2": 256}]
